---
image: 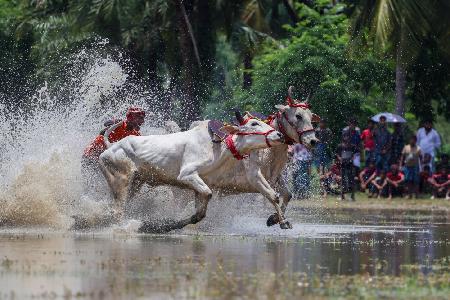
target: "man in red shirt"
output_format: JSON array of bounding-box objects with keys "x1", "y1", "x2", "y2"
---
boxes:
[
  {"x1": 83, "y1": 107, "x2": 145, "y2": 161},
  {"x1": 428, "y1": 165, "x2": 450, "y2": 200},
  {"x1": 81, "y1": 107, "x2": 145, "y2": 191},
  {"x1": 386, "y1": 164, "x2": 405, "y2": 200},
  {"x1": 360, "y1": 119, "x2": 375, "y2": 167}
]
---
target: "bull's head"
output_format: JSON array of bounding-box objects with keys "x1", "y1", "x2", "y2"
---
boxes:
[
  {"x1": 275, "y1": 86, "x2": 319, "y2": 147},
  {"x1": 220, "y1": 110, "x2": 284, "y2": 154}
]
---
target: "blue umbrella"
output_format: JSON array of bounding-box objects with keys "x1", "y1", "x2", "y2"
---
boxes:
[{"x1": 371, "y1": 112, "x2": 407, "y2": 123}]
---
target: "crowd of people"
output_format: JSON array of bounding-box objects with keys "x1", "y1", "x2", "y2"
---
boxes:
[{"x1": 289, "y1": 116, "x2": 449, "y2": 201}]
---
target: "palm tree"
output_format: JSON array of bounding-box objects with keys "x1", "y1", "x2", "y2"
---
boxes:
[{"x1": 350, "y1": 0, "x2": 448, "y2": 116}]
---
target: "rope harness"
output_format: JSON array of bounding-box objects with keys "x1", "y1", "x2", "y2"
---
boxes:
[
  {"x1": 223, "y1": 117, "x2": 276, "y2": 160},
  {"x1": 266, "y1": 98, "x2": 314, "y2": 145},
  {"x1": 221, "y1": 96, "x2": 314, "y2": 160}
]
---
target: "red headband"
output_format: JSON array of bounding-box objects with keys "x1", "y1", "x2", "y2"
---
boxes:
[{"x1": 286, "y1": 96, "x2": 310, "y2": 109}]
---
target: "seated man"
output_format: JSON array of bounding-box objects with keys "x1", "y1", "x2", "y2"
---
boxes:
[
  {"x1": 82, "y1": 107, "x2": 145, "y2": 190},
  {"x1": 370, "y1": 170, "x2": 388, "y2": 198},
  {"x1": 359, "y1": 161, "x2": 377, "y2": 194},
  {"x1": 320, "y1": 157, "x2": 342, "y2": 197},
  {"x1": 419, "y1": 165, "x2": 432, "y2": 194},
  {"x1": 386, "y1": 164, "x2": 405, "y2": 200},
  {"x1": 428, "y1": 166, "x2": 450, "y2": 200}
]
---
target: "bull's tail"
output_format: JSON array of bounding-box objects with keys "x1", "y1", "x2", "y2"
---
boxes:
[{"x1": 103, "y1": 122, "x2": 122, "y2": 149}]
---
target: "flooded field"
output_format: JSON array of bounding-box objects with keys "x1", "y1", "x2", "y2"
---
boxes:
[{"x1": 1, "y1": 211, "x2": 448, "y2": 299}]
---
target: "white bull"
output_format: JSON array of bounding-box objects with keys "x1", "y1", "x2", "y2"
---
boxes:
[
  {"x1": 188, "y1": 86, "x2": 320, "y2": 228},
  {"x1": 98, "y1": 111, "x2": 285, "y2": 232}
]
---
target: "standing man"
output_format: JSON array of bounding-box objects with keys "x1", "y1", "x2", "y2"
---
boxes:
[
  {"x1": 417, "y1": 120, "x2": 441, "y2": 172},
  {"x1": 336, "y1": 134, "x2": 358, "y2": 201},
  {"x1": 390, "y1": 123, "x2": 404, "y2": 166},
  {"x1": 373, "y1": 115, "x2": 391, "y2": 172},
  {"x1": 360, "y1": 119, "x2": 376, "y2": 167},
  {"x1": 314, "y1": 119, "x2": 333, "y2": 175},
  {"x1": 342, "y1": 118, "x2": 362, "y2": 176}
]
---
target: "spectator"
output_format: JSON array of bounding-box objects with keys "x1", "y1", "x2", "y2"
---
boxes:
[
  {"x1": 390, "y1": 123, "x2": 404, "y2": 165},
  {"x1": 417, "y1": 120, "x2": 441, "y2": 171},
  {"x1": 422, "y1": 153, "x2": 433, "y2": 172},
  {"x1": 428, "y1": 165, "x2": 450, "y2": 200},
  {"x1": 386, "y1": 164, "x2": 405, "y2": 200},
  {"x1": 291, "y1": 143, "x2": 313, "y2": 199},
  {"x1": 314, "y1": 119, "x2": 333, "y2": 175},
  {"x1": 437, "y1": 154, "x2": 449, "y2": 171},
  {"x1": 360, "y1": 119, "x2": 376, "y2": 166},
  {"x1": 336, "y1": 134, "x2": 358, "y2": 201},
  {"x1": 359, "y1": 161, "x2": 377, "y2": 194},
  {"x1": 342, "y1": 118, "x2": 362, "y2": 170},
  {"x1": 373, "y1": 115, "x2": 391, "y2": 171},
  {"x1": 370, "y1": 170, "x2": 388, "y2": 198},
  {"x1": 320, "y1": 156, "x2": 342, "y2": 197},
  {"x1": 419, "y1": 165, "x2": 432, "y2": 194},
  {"x1": 399, "y1": 136, "x2": 422, "y2": 199}
]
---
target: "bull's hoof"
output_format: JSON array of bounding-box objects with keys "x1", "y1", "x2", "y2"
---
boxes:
[
  {"x1": 138, "y1": 219, "x2": 179, "y2": 234},
  {"x1": 279, "y1": 220, "x2": 293, "y2": 229},
  {"x1": 266, "y1": 214, "x2": 279, "y2": 227}
]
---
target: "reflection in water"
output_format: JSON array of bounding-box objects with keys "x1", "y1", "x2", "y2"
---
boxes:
[{"x1": 0, "y1": 223, "x2": 448, "y2": 298}]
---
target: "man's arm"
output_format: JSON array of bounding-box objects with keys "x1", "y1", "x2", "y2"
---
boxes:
[
  {"x1": 397, "y1": 173, "x2": 405, "y2": 184},
  {"x1": 427, "y1": 177, "x2": 438, "y2": 187},
  {"x1": 434, "y1": 131, "x2": 442, "y2": 149},
  {"x1": 358, "y1": 169, "x2": 365, "y2": 183}
]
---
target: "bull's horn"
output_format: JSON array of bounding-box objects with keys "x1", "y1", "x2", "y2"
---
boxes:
[
  {"x1": 287, "y1": 86, "x2": 295, "y2": 105},
  {"x1": 288, "y1": 86, "x2": 294, "y2": 98},
  {"x1": 235, "y1": 110, "x2": 245, "y2": 125},
  {"x1": 305, "y1": 90, "x2": 311, "y2": 103}
]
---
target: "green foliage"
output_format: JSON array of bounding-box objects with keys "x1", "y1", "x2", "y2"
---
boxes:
[{"x1": 210, "y1": 2, "x2": 393, "y2": 142}]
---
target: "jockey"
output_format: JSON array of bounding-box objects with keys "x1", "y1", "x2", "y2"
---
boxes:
[{"x1": 83, "y1": 107, "x2": 145, "y2": 162}]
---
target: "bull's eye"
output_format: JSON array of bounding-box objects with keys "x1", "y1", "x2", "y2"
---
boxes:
[
  {"x1": 296, "y1": 115, "x2": 302, "y2": 121},
  {"x1": 251, "y1": 122, "x2": 259, "y2": 126}
]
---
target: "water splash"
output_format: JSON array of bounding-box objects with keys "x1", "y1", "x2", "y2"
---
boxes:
[{"x1": 0, "y1": 44, "x2": 156, "y2": 229}]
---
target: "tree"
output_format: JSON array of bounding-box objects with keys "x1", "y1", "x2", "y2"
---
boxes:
[
  {"x1": 225, "y1": 2, "x2": 393, "y2": 142},
  {"x1": 349, "y1": 0, "x2": 450, "y2": 117}
]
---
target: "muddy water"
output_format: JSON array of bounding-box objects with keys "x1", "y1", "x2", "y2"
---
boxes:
[{"x1": 0, "y1": 220, "x2": 448, "y2": 299}]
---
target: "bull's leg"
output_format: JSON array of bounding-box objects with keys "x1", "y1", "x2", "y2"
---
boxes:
[
  {"x1": 245, "y1": 167, "x2": 292, "y2": 229},
  {"x1": 98, "y1": 157, "x2": 135, "y2": 222},
  {"x1": 266, "y1": 183, "x2": 292, "y2": 228},
  {"x1": 138, "y1": 172, "x2": 212, "y2": 233}
]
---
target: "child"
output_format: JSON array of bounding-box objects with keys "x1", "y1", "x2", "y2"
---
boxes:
[
  {"x1": 320, "y1": 157, "x2": 342, "y2": 197},
  {"x1": 314, "y1": 119, "x2": 333, "y2": 175},
  {"x1": 359, "y1": 161, "x2": 377, "y2": 193},
  {"x1": 386, "y1": 164, "x2": 405, "y2": 200},
  {"x1": 370, "y1": 170, "x2": 388, "y2": 198},
  {"x1": 428, "y1": 166, "x2": 450, "y2": 200},
  {"x1": 399, "y1": 136, "x2": 421, "y2": 198}
]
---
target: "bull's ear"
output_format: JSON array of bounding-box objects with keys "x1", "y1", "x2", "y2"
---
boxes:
[
  {"x1": 312, "y1": 113, "x2": 321, "y2": 123},
  {"x1": 220, "y1": 125, "x2": 240, "y2": 135},
  {"x1": 275, "y1": 104, "x2": 288, "y2": 112}
]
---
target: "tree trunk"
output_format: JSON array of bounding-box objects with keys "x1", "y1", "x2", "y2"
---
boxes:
[
  {"x1": 281, "y1": 0, "x2": 299, "y2": 24},
  {"x1": 176, "y1": 0, "x2": 200, "y2": 129},
  {"x1": 395, "y1": 28, "x2": 407, "y2": 116},
  {"x1": 243, "y1": 51, "x2": 253, "y2": 89}
]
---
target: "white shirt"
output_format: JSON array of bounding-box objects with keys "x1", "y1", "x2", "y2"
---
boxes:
[{"x1": 416, "y1": 128, "x2": 441, "y2": 156}]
